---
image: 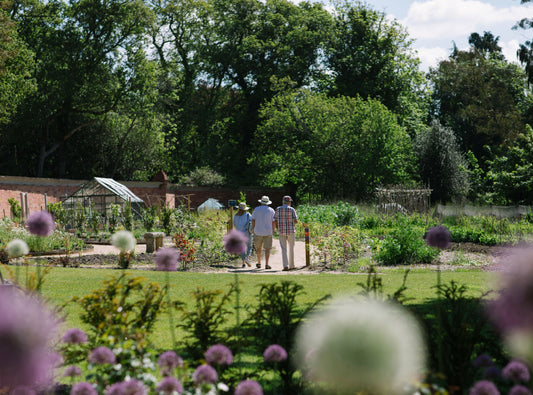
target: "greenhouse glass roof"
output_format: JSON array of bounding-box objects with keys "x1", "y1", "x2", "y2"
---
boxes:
[{"x1": 93, "y1": 177, "x2": 144, "y2": 203}]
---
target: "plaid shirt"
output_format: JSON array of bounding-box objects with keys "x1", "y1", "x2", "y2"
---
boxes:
[{"x1": 274, "y1": 205, "x2": 298, "y2": 235}]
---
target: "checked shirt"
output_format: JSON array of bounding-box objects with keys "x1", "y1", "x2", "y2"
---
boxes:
[{"x1": 274, "y1": 205, "x2": 298, "y2": 235}]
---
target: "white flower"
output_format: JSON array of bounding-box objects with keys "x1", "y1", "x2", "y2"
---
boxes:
[
  {"x1": 295, "y1": 297, "x2": 426, "y2": 395},
  {"x1": 131, "y1": 359, "x2": 141, "y2": 367},
  {"x1": 6, "y1": 239, "x2": 29, "y2": 258},
  {"x1": 217, "y1": 383, "x2": 229, "y2": 392},
  {"x1": 111, "y1": 230, "x2": 136, "y2": 252},
  {"x1": 113, "y1": 363, "x2": 122, "y2": 371}
]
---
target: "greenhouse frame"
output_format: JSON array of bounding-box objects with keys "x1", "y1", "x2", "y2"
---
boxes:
[{"x1": 62, "y1": 177, "x2": 145, "y2": 218}]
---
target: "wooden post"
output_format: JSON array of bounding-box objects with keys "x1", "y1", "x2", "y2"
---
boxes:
[
  {"x1": 20, "y1": 192, "x2": 25, "y2": 219},
  {"x1": 228, "y1": 207, "x2": 234, "y2": 231},
  {"x1": 304, "y1": 225, "x2": 310, "y2": 266}
]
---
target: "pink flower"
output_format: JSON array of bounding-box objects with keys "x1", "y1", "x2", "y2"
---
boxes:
[
  {"x1": 235, "y1": 380, "x2": 263, "y2": 395},
  {"x1": 155, "y1": 247, "x2": 180, "y2": 271},
  {"x1": 205, "y1": 344, "x2": 233, "y2": 366},
  {"x1": 26, "y1": 211, "x2": 56, "y2": 236},
  {"x1": 223, "y1": 229, "x2": 248, "y2": 255},
  {"x1": 88, "y1": 346, "x2": 116, "y2": 365},
  {"x1": 263, "y1": 344, "x2": 288, "y2": 363},
  {"x1": 156, "y1": 377, "x2": 183, "y2": 394},
  {"x1": 62, "y1": 328, "x2": 88, "y2": 344},
  {"x1": 63, "y1": 365, "x2": 82, "y2": 377},
  {"x1": 193, "y1": 364, "x2": 218, "y2": 385},
  {"x1": 157, "y1": 351, "x2": 183, "y2": 376}
]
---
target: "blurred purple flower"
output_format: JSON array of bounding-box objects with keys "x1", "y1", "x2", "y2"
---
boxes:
[
  {"x1": 71, "y1": 382, "x2": 98, "y2": 395},
  {"x1": 503, "y1": 360, "x2": 531, "y2": 382},
  {"x1": 62, "y1": 328, "x2": 88, "y2": 344},
  {"x1": 469, "y1": 380, "x2": 500, "y2": 395},
  {"x1": 88, "y1": 346, "x2": 116, "y2": 365},
  {"x1": 234, "y1": 380, "x2": 263, "y2": 395},
  {"x1": 425, "y1": 225, "x2": 451, "y2": 249},
  {"x1": 483, "y1": 366, "x2": 502, "y2": 381},
  {"x1": 193, "y1": 364, "x2": 218, "y2": 385},
  {"x1": 157, "y1": 351, "x2": 183, "y2": 376},
  {"x1": 155, "y1": 247, "x2": 180, "y2": 271},
  {"x1": 223, "y1": 229, "x2": 248, "y2": 255},
  {"x1": 26, "y1": 210, "x2": 56, "y2": 237},
  {"x1": 205, "y1": 344, "x2": 233, "y2": 366},
  {"x1": 105, "y1": 382, "x2": 124, "y2": 395},
  {"x1": 120, "y1": 379, "x2": 147, "y2": 395},
  {"x1": 487, "y1": 248, "x2": 533, "y2": 332},
  {"x1": 0, "y1": 286, "x2": 58, "y2": 388},
  {"x1": 63, "y1": 365, "x2": 82, "y2": 378},
  {"x1": 509, "y1": 385, "x2": 533, "y2": 395},
  {"x1": 263, "y1": 344, "x2": 288, "y2": 363},
  {"x1": 473, "y1": 354, "x2": 494, "y2": 369},
  {"x1": 156, "y1": 377, "x2": 184, "y2": 394}
]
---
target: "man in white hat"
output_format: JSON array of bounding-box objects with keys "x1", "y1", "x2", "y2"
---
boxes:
[{"x1": 251, "y1": 195, "x2": 275, "y2": 269}]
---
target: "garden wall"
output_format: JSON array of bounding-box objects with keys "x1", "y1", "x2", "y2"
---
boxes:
[{"x1": 0, "y1": 175, "x2": 288, "y2": 218}]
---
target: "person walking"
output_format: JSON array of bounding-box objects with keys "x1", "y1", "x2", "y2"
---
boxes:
[
  {"x1": 251, "y1": 195, "x2": 275, "y2": 269},
  {"x1": 233, "y1": 202, "x2": 253, "y2": 267},
  {"x1": 274, "y1": 195, "x2": 298, "y2": 271}
]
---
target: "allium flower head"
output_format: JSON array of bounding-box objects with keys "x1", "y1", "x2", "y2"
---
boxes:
[
  {"x1": 503, "y1": 360, "x2": 531, "y2": 382},
  {"x1": 157, "y1": 351, "x2": 183, "y2": 376},
  {"x1": 469, "y1": 380, "x2": 500, "y2": 395},
  {"x1": 263, "y1": 344, "x2": 288, "y2": 363},
  {"x1": 6, "y1": 239, "x2": 29, "y2": 258},
  {"x1": 0, "y1": 286, "x2": 58, "y2": 388},
  {"x1": 223, "y1": 229, "x2": 248, "y2": 255},
  {"x1": 26, "y1": 210, "x2": 56, "y2": 236},
  {"x1": 155, "y1": 247, "x2": 180, "y2": 271},
  {"x1": 234, "y1": 380, "x2": 263, "y2": 395},
  {"x1": 193, "y1": 364, "x2": 218, "y2": 385},
  {"x1": 425, "y1": 225, "x2": 451, "y2": 249},
  {"x1": 295, "y1": 297, "x2": 426, "y2": 395},
  {"x1": 156, "y1": 377, "x2": 184, "y2": 394},
  {"x1": 205, "y1": 344, "x2": 233, "y2": 366},
  {"x1": 63, "y1": 365, "x2": 82, "y2": 378},
  {"x1": 473, "y1": 354, "x2": 494, "y2": 369},
  {"x1": 509, "y1": 385, "x2": 533, "y2": 395},
  {"x1": 111, "y1": 230, "x2": 136, "y2": 252},
  {"x1": 120, "y1": 379, "x2": 147, "y2": 395},
  {"x1": 71, "y1": 382, "x2": 98, "y2": 395},
  {"x1": 62, "y1": 328, "x2": 88, "y2": 344},
  {"x1": 88, "y1": 346, "x2": 116, "y2": 365}
]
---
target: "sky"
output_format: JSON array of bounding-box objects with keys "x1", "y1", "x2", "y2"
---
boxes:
[{"x1": 290, "y1": 0, "x2": 533, "y2": 71}]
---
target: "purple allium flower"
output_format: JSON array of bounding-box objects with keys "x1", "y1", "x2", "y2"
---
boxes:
[
  {"x1": 205, "y1": 344, "x2": 233, "y2": 366},
  {"x1": 26, "y1": 210, "x2": 56, "y2": 236},
  {"x1": 156, "y1": 377, "x2": 184, "y2": 394},
  {"x1": 473, "y1": 354, "x2": 494, "y2": 369},
  {"x1": 10, "y1": 386, "x2": 36, "y2": 395},
  {"x1": 120, "y1": 379, "x2": 147, "y2": 395},
  {"x1": 503, "y1": 360, "x2": 531, "y2": 382},
  {"x1": 425, "y1": 225, "x2": 451, "y2": 249},
  {"x1": 49, "y1": 351, "x2": 63, "y2": 367},
  {"x1": 62, "y1": 328, "x2": 88, "y2": 344},
  {"x1": 193, "y1": 364, "x2": 218, "y2": 385},
  {"x1": 469, "y1": 380, "x2": 500, "y2": 395},
  {"x1": 63, "y1": 365, "x2": 82, "y2": 378},
  {"x1": 157, "y1": 351, "x2": 183, "y2": 376},
  {"x1": 483, "y1": 366, "x2": 502, "y2": 381},
  {"x1": 234, "y1": 380, "x2": 264, "y2": 395},
  {"x1": 155, "y1": 247, "x2": 180, "y2": 271},
  {"x1": 263, "y1": 344, "x2": 288, "y2": 362},
  {"x1": 88, "y1": 346, "x2": 116, "y2": 365},
  {"x1": 71, "y1": 382, "x2": 98, "y2": 395},
  {"x1": 105, "y1": 382, "x2": 124, "y2": 395},
  {"x1": 0, "y1": 286, "x2": 58, "y2": 388},
  {"x1": 223, "y1": 229, "x2": 248, "y2": 255},
  {"x1": 509, "y1": 385, "x2": 533, "y2": 395}
]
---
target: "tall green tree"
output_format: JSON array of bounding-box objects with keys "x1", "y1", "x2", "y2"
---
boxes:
[
  {"x1": 251, "y1": 89, "x2": 416, "y2": 200},
  {"x1": 514, "y1": 0, "x2": 533, "y2": 85},
  {"x1": 429, "y1": 36, "x2": 527, "y2": 164},
  {"x1": 324, "y1": 0, "x2": 429, "y2": 135},
  {"x1": 0, "y1": 0, "x2": 34, "y2": 125},
  {"x1": 2, "y1": 0, "x2": 162, "y2": 178}
]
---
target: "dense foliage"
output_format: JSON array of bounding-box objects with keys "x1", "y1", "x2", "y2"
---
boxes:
[{"x1": 1, "y1": 0, "x2": 533, "y2": 205}]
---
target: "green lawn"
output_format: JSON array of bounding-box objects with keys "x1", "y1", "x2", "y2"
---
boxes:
[{"x1": 36, "y1": 267, "x2": 499, "y2": 349}]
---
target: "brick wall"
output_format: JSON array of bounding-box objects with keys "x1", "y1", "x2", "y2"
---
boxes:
[{"x1": 0, "y1": 175, "x2": 289, "y2": 218}]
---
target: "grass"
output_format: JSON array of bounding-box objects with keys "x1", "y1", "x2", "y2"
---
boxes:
[{"x1": 31, "y1": 266, "x2": 499, "y2": 349}]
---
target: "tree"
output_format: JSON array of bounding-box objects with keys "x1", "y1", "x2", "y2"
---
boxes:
[
  {"x1": 251, "y1": 89, "x2": 416, "y2": 200},
  {"x1": 429, "y1": 40, "x2": 527, "y2": 164},
  {"x1": 467, "y1": 31, "x2": 504, "y2": 60},
  {"x1": 324, "y1": 0, "x2": 429, "y2": 135},
  {"x1": 0, "y1": 0, "x2": 35, "y2": 125},
  {"x1": 2, "y1": 0, "x2": 161, "y2": 178},
  {"x1": 414, "y1": 121, "x2": 470, "y2": 202},
  {"x1": 514, "y1": 0, "x2": 533, "y2": 84}
]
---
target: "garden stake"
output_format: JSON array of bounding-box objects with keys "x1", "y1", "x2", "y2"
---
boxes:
[{"x1": 305, "y1": 225, "x2": 310, "y2": 266}]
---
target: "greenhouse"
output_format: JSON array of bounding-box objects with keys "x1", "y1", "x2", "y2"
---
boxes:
[{"x1": 62, "y1": 177, "x2": 145, "y2": 218}]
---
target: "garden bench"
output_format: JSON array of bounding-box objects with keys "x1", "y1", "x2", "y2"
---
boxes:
[{"x1": 144, "y1": 232, "x2": 165, "y2": 253}]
